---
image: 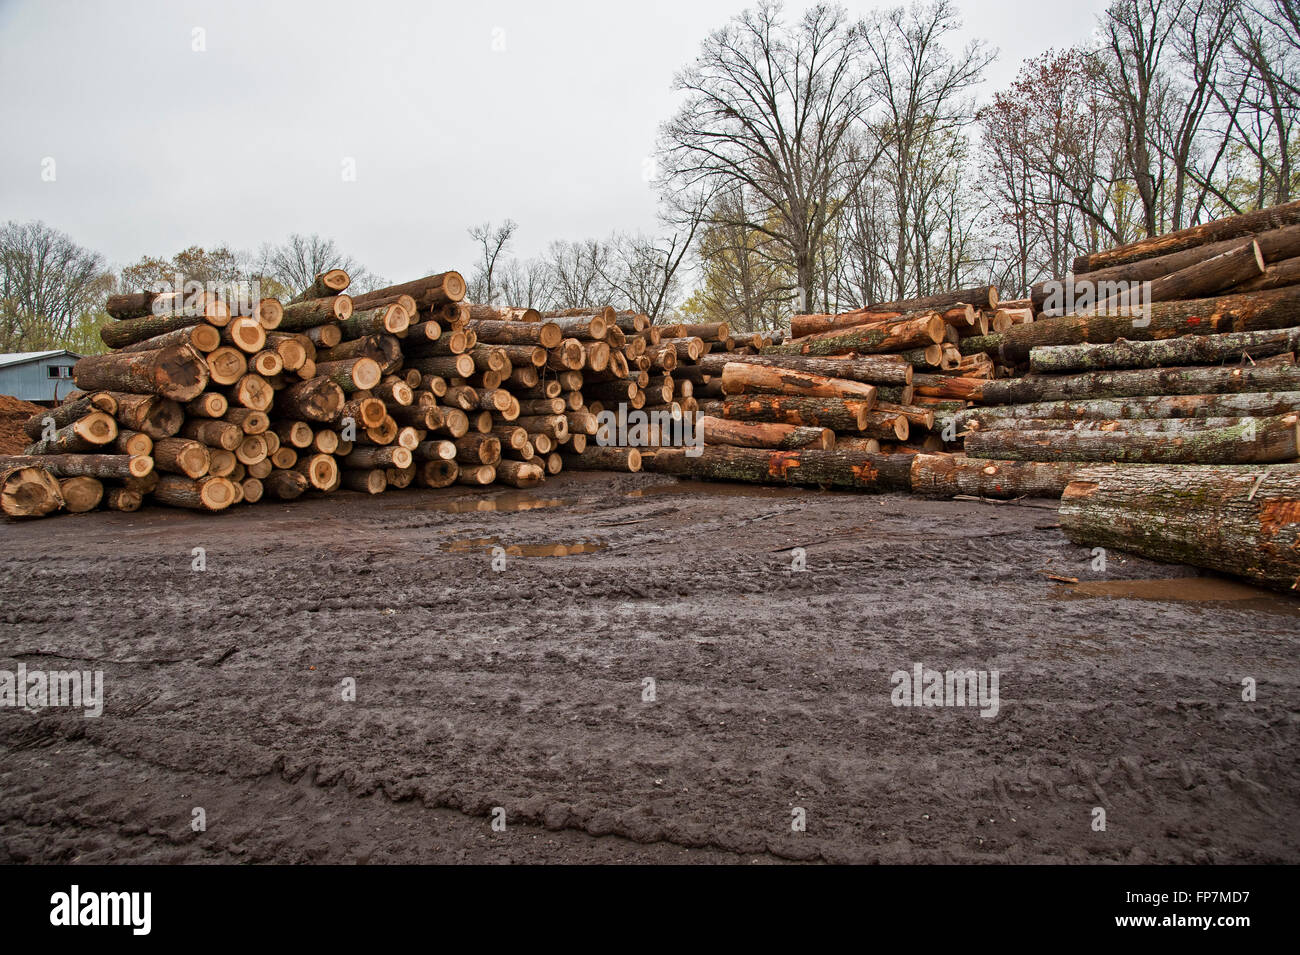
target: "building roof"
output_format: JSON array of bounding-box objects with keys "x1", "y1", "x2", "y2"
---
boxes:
[{"x1": 0, "y1": 350, "x2": 81, "y2": 369}]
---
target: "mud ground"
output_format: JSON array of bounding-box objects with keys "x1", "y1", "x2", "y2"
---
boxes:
[{"x1": 1, "y1": 472, "x2": 1297, "y2": 864}]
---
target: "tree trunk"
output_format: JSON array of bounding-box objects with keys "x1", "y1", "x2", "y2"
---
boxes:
[
  {"x1": 465, "y1": 319, "x2": 563, "y2": 348},
  {"x1": 697, "y1": 415, "x2": 833, "y2": 450},
  {"x1": 560, "y1": 447, "x2": 642, "y2": 471},
  {"x1": 342, "y1": 446, "x2": 412, "y2": 469},
  {"x1": 647, "y1": 446, "x2": 911, "y2": 489},
  {"x1": 965, "y1": 413, "x2": 1299, "y2": 464},
  {"x1": 108, "y1": 393, "x2": 184, "y2": 439},
  {"x1": 75, "y1": 345, "x2": 209, "y2": 401},
  {"x1": 289, "y1": 269, "x2": 351, "y2": 303},
  {"x1": 265, "y1": 469, "x2": 311, "y2": 499},
  {"x1": 864, "y1": 285, "x2": 999, "y2": 313},
  {"x1": 340, "y1": 304, "x2": 409, "y2": 339},
  {"x1": 1029, "y1": 327, "x2": 1300, "y2": 374},
  {"x1": 59, "y1": 476, "x2": 104, "y2": 512},
  {"x1": 0, "y1": 453, "x2": 153, "y2": 479},
  {"x1": 719, "y1": 363, "x2": 878, "y2": 403},
  {"x1": 764, "y1": 314, "x2": 944, "y2": 356},
  {"x1": 495, "y1": 459, "x2": 545, "y2": 488},
  {"x1": 1092, "y1": 241, "x2": 1265, "y2": 313},
  {"x1": 909, "y1": 453, "x2": 1085, "y2": 499},
  {"x1": 1072, "y1": 199, "x2": 1300, "y2": 273},
  {"x1": 979, "y1": 362, "x2": 1300, "y2": 405},
  {"x1": 350, "y1": 271, "x2": 466, "y2": 310},
  {"x1": 1231, "y1": 254, "x2": 1300, "y2": 294},
  {"x1": 314, "y1": 357, "x2": 381, "y2": 393},
  {"x1": 955, "y1": 392, "x2": 1300, "y2": 429},
  {"x1": 152, "y1": 437, "x2": 212, "y2": 478},
  {"x1": 1058, "y1": 463, "x2": 1300, "y2": 591},
  {"x1": 696, "y1": 352, "x2": 911, "y2": 386},
  {"x1": 0, "y1": 464, "x2": 63, "y2": 517},
  {"x1": 181, "y1": 418, "x2": 242, "y2": 450},
  {"x1": 105, "y1": 487, "x2": 143, "y2": 511},
  {"x1": 1032, "y1": 223, "x2": 1300, "y2": 310},
  {"x1": 417, "y1": 460, "x2": 458, "y2": 488},
  {"x1": 718, "y1": 395, "x2": 873, "y2": 431},
  {"x1": 118, "y1": 323, "x2": 222, "y2": 354},
  {"x1": 279, "y1": 295, "x2": 352, "y2": 331},
  {"x1": 967, "y1": 285, "x2": 1300, "y2": 365},
  {"x1": 152, "y1": 475, "x2": 236, "y2": 511},
  {"x1": 22, "y1": 411, "x2": 117, "y2": 454},
  {"x1": 273, "y1": 377, "x2": 346, "y2": 423}
]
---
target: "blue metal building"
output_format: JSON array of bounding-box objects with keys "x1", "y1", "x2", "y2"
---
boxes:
[{"x1": 0, "y1": 350, "x2": 82, "y2": 404}]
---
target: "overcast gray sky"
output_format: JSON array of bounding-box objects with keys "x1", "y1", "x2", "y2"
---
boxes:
[{"x1": 0, "y1": 0, "x2": 1110, "y2": 283}]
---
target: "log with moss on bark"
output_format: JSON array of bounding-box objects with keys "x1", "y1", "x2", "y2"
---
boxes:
[
  {"x1": 0, "y1": 453, "x2": 153, "y2": 480},
  {"x1": 647, "y1": 446, "x2": 912, "y2": 490},
  {"x1": 1058, "y1": 463, "x2": 1300, "y2": 591},
  {"x1": 966, "y1": 415, "x2": 1266, "y2": 434},
  {"x1": 953, "y1": 392, "x2": 1300, "y2": 430},
  {"x1": 908, "y1": 453, "x2": 1091, "y2": 499},
  {"x1": 979, "y1": 362, "x2": 1300, "y2": 405},
  {"x1": 763, "y1": 314, "x2": 944, "y2": 356},
  {"x1": 1028, "y1": 327, "x2": 1300, "y2": 374},
  {"x1": 966, "y1": 285, "x2": 1300, "y2": 365},
  {"x1": 74, "y1": 345, "x2": 209, "y2": 402},
  {"x1": 696, "y1": 352, "x2": 911, "y2": 386},
  {"x1": 965, "y1": 412, "x2": 1300, "y2": 464}
]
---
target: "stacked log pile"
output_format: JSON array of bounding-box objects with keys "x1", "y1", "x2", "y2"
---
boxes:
[{"x1": 0, "y1": 274, "x2": 680, "y2": 515}]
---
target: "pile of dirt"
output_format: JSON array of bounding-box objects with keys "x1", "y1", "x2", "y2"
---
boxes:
[{"x1": 0, "y1": 394, "x2": 43, "y2": 455}]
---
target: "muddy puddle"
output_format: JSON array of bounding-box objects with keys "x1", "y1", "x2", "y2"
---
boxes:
[
  {"x1": 384, "y1": 492, "x2": 566, "y2": 513},
  {"x1": 440, "y1": 536, "x2": 608, "y2": 556},
  {"x1": 1060, "y1": 576, "x2": 1300, "y2": 614},
  {"x1": 628, "y1": 480, "x2": 813, "y2": 500}
]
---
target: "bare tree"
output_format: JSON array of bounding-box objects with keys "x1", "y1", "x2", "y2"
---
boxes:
[
  {"x1": 497, "y1": 257, "x2": 554, "y2": 310},
  {"x1": 659, "y1": 2, "x2": 882, "y2": 311},
  {"x1": 861, "y1": 0, "x2": 995, "y2": 298},
  {"x1": 467, "y1": 220, "x2": 518, "y2": 305},
  {"x1": 0, "y1": 220, "x2": 112, "y2": 351},
  {"x1": 546, "y1": 239, "x2": 615, "y2": 308},
  {"x1": 256, "y1": 234, "x2": 382, "y2": 297}
]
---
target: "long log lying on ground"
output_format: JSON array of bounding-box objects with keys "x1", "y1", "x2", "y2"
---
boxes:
[
  {"x1": 719, "y1": 363, "x2": 878, "y2": 403},
  {"x1": 763, "y1": 313, "x2": 944, "y2": 356},
  {"x1": 962, "y1": 285, "x2": 1300, "y2": 365},
  {"x1": 0, "y1": 464, "x2": 63, "y2": 517},
  {"x1": 719, "y1": 395, "x2": 873, "y2": 431},
  {"x1": 1028, "y1": 327, "x2": 1300, "y2": 374},
  {"x1": 73, "y1": 345, "x2": 209, "y2": 402},
  {"x1": 954, "y1": 392, "x2": 1300, "y2": 429},
  {"x1": 648, "y1": 446, "x2": 912, "y2": 490},
  {"x1": 1072, "y1": 199, "x2": 1300, "y2": 274},
  {"x1": 978, "y1": 362, "x2": 1300, "y2": 405},
  {"x1": 697, "y1": 415, "x2": 833, "y2": 450},
  {"x1": 909, "y1": 453, "x2": 1093, "y2": 499},
  {"x1": 1058, "y1": 463, "x2": 1300, "y2": 591},
  {"x1": 965, "y1": 413, "x2": 1300, "y2": 464},
  {"x1": 695, "y1": 352, "x2": 911, "y2": 385}
]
